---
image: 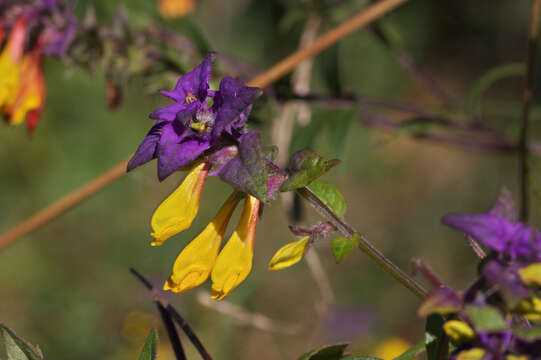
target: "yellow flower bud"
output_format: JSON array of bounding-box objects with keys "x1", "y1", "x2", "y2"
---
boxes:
[
  {"x1": 163, "y1": 191, "x2": 242, "y2": 293},
  {"x1": 268, "y1": 236, "x2": 310, "y2": 271},
  {"x1": 150, "y1": 161, "x2": 209, "y2": 246},
  {"x1": 443, "y1": 320, "x2": 475, "y2": 344},
  {"x1": 211, "y1": 196, "x2": 260, "y2": 300},
  {"x1": 513, "y1": 297, "x2": 541, "y2": 320}
]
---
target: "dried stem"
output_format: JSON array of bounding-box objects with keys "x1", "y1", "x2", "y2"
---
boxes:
[
  {"x1": 519, "y1": 0, "x2": 541, "y2": 221},
  {"x1": 156, "y1": 303, "x2": 187, "y2": 360},
  {"x1": 0, "y1": 159, "x2": 129, "y2": 250},
  {"x1": 0, "y1": 0, "x2": 408, "y2": 250},
  {"x1": 296, "y1": 187, "x2": 427, "y2": 300},
  {"x1": 130, "y1": 268, "x2": 213, "y2": 360}
]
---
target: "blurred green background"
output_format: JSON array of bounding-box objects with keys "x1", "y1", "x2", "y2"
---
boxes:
[{"x1": 1, "y1": 0, "x2": 539, "y2": 359}]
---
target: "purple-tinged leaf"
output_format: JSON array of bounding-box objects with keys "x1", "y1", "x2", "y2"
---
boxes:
[
  {"x1": 280, "y1": 149, "x2": 340, "y2": 192},
  {"x1": 418, "y1": 287, "x2": 462, "y2": 317},
  {"x1": 482, "y1": 260, "x2": 530, "y2": 305},
  {"x1": 219, "y1": 131, "x2": 268, "y2": 201},
  {"x1": 289, "y1": 222, "x2": 335, "y2": 236}
]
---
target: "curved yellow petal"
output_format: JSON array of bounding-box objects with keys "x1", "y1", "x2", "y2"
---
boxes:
[
  {"x1": 151, "y1": 161, "x2": 209, "y2": 246},
  {"x1": 163, "y1": 191, "x2": 241, "y2": 293},
  {"x1": 518, "y1": 263, "x2": 541, "y2": 287},
  {"x1": 0, "y1": 20, "x2": 25, "y2": 110},
  {"x1": 268, "y1": 236, "x2": 310, "y2": 271},
  {"x1": 211, "y1": 196, "x2": 260, "y2": 300},
  {"x1": 443, "y1": 320, "x2": 475, "y2": 344}
]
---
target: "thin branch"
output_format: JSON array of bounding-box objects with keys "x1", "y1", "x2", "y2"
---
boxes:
[
  {"x1": 0, "y1": 0, "x2": 409, "y2": 250},
  {"x1": 247, "y1": 0, "x2": 409, "y2": 88},
  {"x1": 296, "y1": 187, "x2": 428, "y2": 300},
  {"x1": 156, "y1": 303, "x2": 187, "y2": 360},
  {"x1": 130, "y1": 269, "x2": 213, "y2": 360},
  {"x1": 195, "y1": 292, "x2": 301, "y2": 335},
  {"x1": 519, "y1": 0, "x2": 541, "y2": 221}
]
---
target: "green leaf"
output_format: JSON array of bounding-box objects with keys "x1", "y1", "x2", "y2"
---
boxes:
[
  {"x1": 331, "y1": 233, "x2": 360, "y2": 263},
  {"x1": 138, "y1": 328, "x2": 158, "y2": 360},
  {"x1": 392, "y1": 341, "x2": 425, "y2": 360},
  {"x1": 425, "y1": 314, "x2": 445, "y2": 360},
  {"x1": 306, "y1": 179, "x2": 346, "y2": 218},
  {"x1": 0, "y1": 324, "x2": 43, "y2": 360},
  {"x1": 281, "y1": 150, "x2": 340, "y2": 192},
  {"x1": 465, "y1": 306, "x2": 507, "y2": 332},
  {"x1": 298, "y1": 343, "x2": 348, "y2": 360},
  {"x1": 514, "y1": 327, "x2": 541, "y2": 341}
]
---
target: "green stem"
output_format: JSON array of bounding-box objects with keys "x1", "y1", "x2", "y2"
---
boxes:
[{"x1": 296, "y1": 187, "x2": 427, "y2": 300}]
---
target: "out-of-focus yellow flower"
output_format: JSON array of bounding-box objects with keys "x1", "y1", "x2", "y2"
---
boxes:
[
  {"x1": 163, "y1": 191, "x2": 242, "y2": 293},
  {"x1": 513, "y1": 297, "x2": 541, "y2": 320},
  {"x1": 371, "y1": 337, "x2": 411, "y2": 360},
  {"x1": 151, "y1": 161, "x2": 210, "y2": 246},
  {"x1": 518, "y1": 263, "x2": 541, "y2": 287},
  {"x1": 455, "y1": 348, "x2": 485, "y2": 360},
  {"x1": 158, "y1": 0, "x2": 195, "y2": 19},
  {"x1": 0, "y1": 18, "x2": 26, "y2": 113},
  {"x1": 268, "y1": 236, "x2": 310, "y2": 270},
  {"x1": 443, "y1": 320, "x2": 475, "y2": 344},
  {"x1": 211, "y1": 195, "x2": 260, "y2": 300},
  {"x1": 506, "y1": 355, "x2": 528, "y2": 360},
  {"x1": 0, "y1": 18, "x2": 46, "y2": 133}
]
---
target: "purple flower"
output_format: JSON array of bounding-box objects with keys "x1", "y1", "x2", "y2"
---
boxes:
[
  {"x1": 127, "y1": 53, "x2": 261, "y2": 181},
  {"x1": 442, "y1": 213, "x2": 541, "y2": 262}
]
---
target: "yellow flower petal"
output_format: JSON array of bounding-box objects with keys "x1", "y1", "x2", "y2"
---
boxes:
[
  {"x1": 456, "y1": 348, "x2": 485, "y2": 360},
  {"x1": 150, "y1": 161, "x2": 209, "y2": 246},
  {"x1": 158, "y1": 0, "x2": 195, "y2": 19},
  {"x1": 506, "y1": 355, "x2": 528, "y2": 360},
  {"x1": 518, "y1": 263, "x2": 541, "y2": 287},
  {"x1": 0, "y1": 21, "x2": 25, "y2": 110},
  {"x1": 513, "y1": 297, "x2": 541, "y2": 320},
  {"x1": 443, "y1": 320, "x2": 475, "y2": 344},
  {"x1": 211, "y1": 196, "x2": 260, "y2": 300},
  {"x1": 163, "y1": 191, "x2": 241, "y2": 293},
  {"x1": 268, "y1": 236, "x2": 310, "y2": 271},
  {"x1": 371, "y1": 337, "x2": 411, "y2": 360}
]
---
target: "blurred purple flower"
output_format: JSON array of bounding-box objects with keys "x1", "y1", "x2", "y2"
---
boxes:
[
  {"x1": 442, "y1": 213, "x2": 541, "y2": 262},
  {"x1": 324, "y1": 306, "x2": 375, "y2": 341}
]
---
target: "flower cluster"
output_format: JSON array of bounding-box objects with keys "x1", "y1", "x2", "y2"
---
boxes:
[
  {"x1": 128, "y1": 54, "x2": 287, "y2": 299},
  {"x1": 0, "y1": 0, "x2": 75, "y2": 132},
  {"x1": 418, "y1": 189, "x2": 541, "y2": 359}
]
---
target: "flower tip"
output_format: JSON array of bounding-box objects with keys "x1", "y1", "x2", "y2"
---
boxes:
[
  {"x1": 211, "y1": 273, "x2": 240, "y2": 300},
  {"x1": 164, "y1": 272, "x2": 205, "y2": 293}
]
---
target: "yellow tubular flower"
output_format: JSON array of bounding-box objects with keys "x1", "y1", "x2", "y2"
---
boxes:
[
  {"x1": 455, "y1": 348, "x2": 485, "y2": 360},
  {"x1": 164, "y1": 191, "x2": 242, "y2": 293},
  {"x1": 150, "y1": 161, "x2": 210, "y2": 246},
  {"x1": 268, "y1": 236, "x2": 310, "y2": 271},
  {"x1": 211, "y1": 196, "x2": 260, "y2": 300},
  {"x1": 158, "y1": 0, "x2": 195, "y2": 19}
]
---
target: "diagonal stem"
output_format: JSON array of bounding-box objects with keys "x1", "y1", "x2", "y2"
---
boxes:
[
  {"x1": 0, "y1": 0, "x2": 409, "y2": 251},
  {"x1": 130, "y1": 268, "x2": 213, "y2": 360},
  {"x1": 519, "y1": 0, "x2": 541, "y2": 222},
  {"x1": 296, "y1": 187, "x2": 427, "y2": 300},
  {"x1": 156, "y1": 303, "x2": 187, "y2": 360}
]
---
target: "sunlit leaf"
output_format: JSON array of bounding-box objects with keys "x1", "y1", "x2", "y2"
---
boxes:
[
  {"x1": 138, "y1": 328, "x2": 158, "y2": 360},
  {"x1": 307, "y1": 179, "x2": 346, "y2": 218},
  {"x1": 331, "y1": 233, "x2": 360, "y2": 263},
  {"x1": 0, "y1": 324, "x2": 43, "y2": 360}
]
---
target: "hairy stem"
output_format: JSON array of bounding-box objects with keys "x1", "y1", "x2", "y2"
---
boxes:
[
  {"x1": 296, "y1": 187, "x2": 427, "y2": 300},
  {"x1": 519, "y1": 0, "x2": 541, "y2": 221}
]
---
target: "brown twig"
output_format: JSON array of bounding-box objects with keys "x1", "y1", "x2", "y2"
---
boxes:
[
  {"x1": 0, "y1": 0, "x2": 408, "y2": 250},
  {"x1": 519, "y1": 0, "x2": 541, "y2": 221},
  {"x1": 0, "y1": 159, "x2": 129, "y2": 250}
]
